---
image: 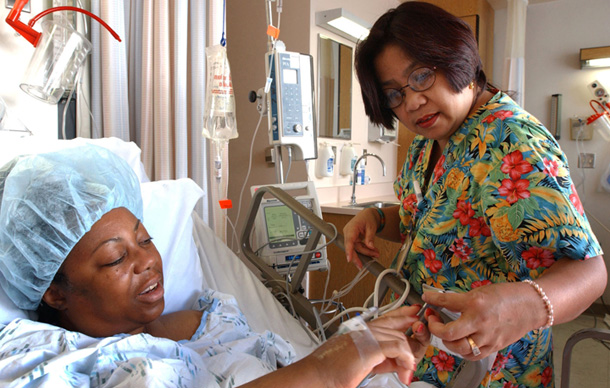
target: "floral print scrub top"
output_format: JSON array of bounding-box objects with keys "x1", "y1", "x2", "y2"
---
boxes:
[{"x1": 394, "y1": 91, "x2": 602, "y2": 388}]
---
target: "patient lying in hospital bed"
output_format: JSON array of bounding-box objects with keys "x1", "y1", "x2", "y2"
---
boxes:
[{"x1": 0, "y1": 139, "x2": 428, "y2": 387}]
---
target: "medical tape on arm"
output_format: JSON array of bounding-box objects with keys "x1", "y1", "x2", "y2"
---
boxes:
[{"x1": 336, "y1": 314, "x2": 381, "y2": 362}]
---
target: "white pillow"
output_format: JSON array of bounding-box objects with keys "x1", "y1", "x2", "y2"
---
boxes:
[
  {"x1": 0, "y1": 136, "x2": 149, "y2": 182},
  {"x1": 140, "y1": 179, "x2": 206, "y2": 313},
  {"x1": 0, "y1": 138, "x2": 205, "y2": 323}
]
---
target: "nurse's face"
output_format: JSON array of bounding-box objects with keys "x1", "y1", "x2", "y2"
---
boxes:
[
  {"x1": 44, "y1": 207, "x2": 165, "y2": 337},
  {"x1": 374, "y1": 44, "x2": 475, "y2": 149}
]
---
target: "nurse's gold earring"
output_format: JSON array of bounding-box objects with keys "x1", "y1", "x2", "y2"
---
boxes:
[{"x1": 468, "y1": 81, "x2": 475, "y2": 89}]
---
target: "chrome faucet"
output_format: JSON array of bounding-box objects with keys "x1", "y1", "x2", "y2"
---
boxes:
[{"x1": 350, "y1": 153, "x2": 386, "y2": 206}]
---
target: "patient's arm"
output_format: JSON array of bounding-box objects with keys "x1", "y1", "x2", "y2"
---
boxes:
[{"x1": 240, "y1": 305, "x2": 429, "y2": 388}]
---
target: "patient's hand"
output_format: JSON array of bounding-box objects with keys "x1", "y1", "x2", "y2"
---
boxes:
[
  {"x1": 313, "y1": 305, "x2": 429, "y2": 387},
  {"x1": 368, "y1": 305, "x2": 431, "y2": 371},
  {"x1": 240, "y1": 305, "x2": 429, "y2": 388}
]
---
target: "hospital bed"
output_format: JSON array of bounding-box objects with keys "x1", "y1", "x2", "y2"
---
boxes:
[{"x1": 0, "y1": 136, "x2": 412, "y2": 387}]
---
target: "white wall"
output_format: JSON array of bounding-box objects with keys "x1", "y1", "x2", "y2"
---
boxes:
[
  {"x1": 309, "y1": 0, "x2": 401, "y2": 206},
  {"x1": 493, "y1": 0, "x2": 610, "y2": 300},
  {"x1": 0, "y1": 1, "x2": 57, "y2": 138}
]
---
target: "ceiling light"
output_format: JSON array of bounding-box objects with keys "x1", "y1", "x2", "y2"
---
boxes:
[
  {"x1": 580, "y1": 46, "x2": 610, "y2": 69},
  {"x1": 315, "y1": 8, "x2": 370, "y2": 43}
]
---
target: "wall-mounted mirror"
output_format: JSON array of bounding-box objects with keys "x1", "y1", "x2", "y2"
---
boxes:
[{"x1": 318, "y1": 34, "x2": 352, "y2": 140}]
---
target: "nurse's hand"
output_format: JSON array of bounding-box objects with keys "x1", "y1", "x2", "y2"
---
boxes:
[
  {"x1": 343, "y1": 207, "x2": 381, "y2": 269},
  {"x1": 311, "y1": 305, "x2": 430, "y2": 388},
  {"x1": 422, "y1": 282, "x2": 542, "y2": 360}
]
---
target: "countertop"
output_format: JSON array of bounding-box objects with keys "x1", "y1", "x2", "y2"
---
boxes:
[{"x1": 320, "y1": 195, "x2": 399, "y2": 216}]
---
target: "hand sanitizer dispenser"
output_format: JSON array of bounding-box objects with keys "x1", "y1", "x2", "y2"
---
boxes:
[
  {"x1": 339, "y1": 143, "x2": 357, "y2": 176},
  {"x1": 316, "y1": 142, "x2": 334, "y2": 178}
]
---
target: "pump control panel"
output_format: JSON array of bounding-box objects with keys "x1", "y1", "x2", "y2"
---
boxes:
[{"x1": 266, "y1": 50, "x2": 317, "y2": 161}]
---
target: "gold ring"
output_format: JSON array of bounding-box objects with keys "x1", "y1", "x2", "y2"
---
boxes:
[{"x1": 467, "y1": 336, "x2": 481, "y2": 356}]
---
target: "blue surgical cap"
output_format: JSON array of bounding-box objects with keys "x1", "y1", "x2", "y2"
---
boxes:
[{"x1": 0, "y1": 144, "x2": 143, "y2": 310}]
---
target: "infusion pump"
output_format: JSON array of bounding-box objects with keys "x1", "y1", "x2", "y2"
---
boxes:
[
  {"x1": 250, "y1": 181, "x2": 328, "y2": 274},
  {"x1": 265, "y1": 49, "x2": 317, "y2": 161}
]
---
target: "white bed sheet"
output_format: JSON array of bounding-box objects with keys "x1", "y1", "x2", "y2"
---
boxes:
[
  {"x1": 191, "y1": 212, "x2": 318, "y2": 360},
  {"x1": 0, "y1": 137, "x2": 410, "y2": 387},
  {"x1": 191, "y1": 215, "x2": 413, "y2": 387}
]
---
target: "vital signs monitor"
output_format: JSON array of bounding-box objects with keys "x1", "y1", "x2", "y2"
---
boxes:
[{"x1": 251, "y1": 182, "x2": 328, "y2": 274}]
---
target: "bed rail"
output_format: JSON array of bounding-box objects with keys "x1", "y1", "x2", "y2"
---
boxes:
[{"x1": 241, "y1": 185, "x2": 425, "y2": 336}]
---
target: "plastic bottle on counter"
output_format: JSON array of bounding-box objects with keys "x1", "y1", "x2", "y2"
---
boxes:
[
  {"x1": 349, "y1": 160, "x2": 367, "y2": 185},
  {"x1": 316, "y1": 142, "x2": 334, "y2": 178},
  {"x1": 356, "y1": 160, "x2": 366, "y2": 185}
]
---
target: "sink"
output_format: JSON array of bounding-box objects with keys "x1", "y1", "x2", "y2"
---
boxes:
[{"x1": 345, "y1": 200, "x2": 399, "y2": 208}]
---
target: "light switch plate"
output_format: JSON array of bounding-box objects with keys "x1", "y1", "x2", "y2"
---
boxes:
[{"x1": 578, "y1": 153, "x2": 596, "y2": 169}]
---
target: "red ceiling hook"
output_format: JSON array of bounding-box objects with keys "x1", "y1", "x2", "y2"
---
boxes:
[
  {"x1": 5, "y1": 0, "x2": 39, "y2": 46},
  {"x1": 6, "y1": 0, "x2": 121, "y2": 47}
]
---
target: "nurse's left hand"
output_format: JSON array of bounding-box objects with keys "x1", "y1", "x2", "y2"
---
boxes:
[{"x1": 422, "y1": 282, "x2": 541, "y2": 360}]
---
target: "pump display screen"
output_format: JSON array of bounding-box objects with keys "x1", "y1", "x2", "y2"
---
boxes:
[
  {"x1": 282, "y1": 68, "x2": 298, "y2": 84},
  {"x1": 264, "y1": 205, "x2": 297, "y2": 246}
]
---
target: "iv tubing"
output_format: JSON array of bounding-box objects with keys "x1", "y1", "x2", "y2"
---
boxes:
[{"x1": 28, "y1": 6, "x2": 121, "y2": 42}]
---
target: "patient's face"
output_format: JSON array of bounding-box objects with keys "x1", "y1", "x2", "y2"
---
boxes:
[{"x1": 48, "y1": 207, "x2": 165, "y2": 337}]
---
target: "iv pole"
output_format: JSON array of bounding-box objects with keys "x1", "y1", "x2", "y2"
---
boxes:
[{"x1": 265, "y1": 0, "x2": 285, "y2": 184}]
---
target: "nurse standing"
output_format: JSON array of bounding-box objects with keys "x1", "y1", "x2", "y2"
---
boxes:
[{"x1": 343, "y1": 2, "x2": 606, "y2": 387}]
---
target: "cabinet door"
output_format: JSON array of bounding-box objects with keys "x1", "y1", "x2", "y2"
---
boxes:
[
  {"x1": 417, "y1": 0, "x2": 494, "y2": 76},
  {"x1": 396, "y1": 121, "x2": 416, "y2": 176},
  {"x1": 308, "y1": 213, "x2": 402, "y2": 310}
]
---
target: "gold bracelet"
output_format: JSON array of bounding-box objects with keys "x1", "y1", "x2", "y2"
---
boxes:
[{"x1": 523, "y1": 279, "x2": 554, "y2": 330}]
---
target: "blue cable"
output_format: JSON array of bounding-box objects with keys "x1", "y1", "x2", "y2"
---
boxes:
[{"x1": 220, "y1": 0, "x2": 226, "y2": 46}]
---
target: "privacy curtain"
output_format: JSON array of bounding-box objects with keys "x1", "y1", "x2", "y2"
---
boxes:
[
  {"x1": 503, "y1": 0, "x2": 528, "y2": 107},
  {"x1": 83, "y1": 0, "x2": 212, "y2": 227}
]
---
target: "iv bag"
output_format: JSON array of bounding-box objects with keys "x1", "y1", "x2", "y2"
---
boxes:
[{"x1": 203, "y1": 45, "x2": 238, "y2": 141}]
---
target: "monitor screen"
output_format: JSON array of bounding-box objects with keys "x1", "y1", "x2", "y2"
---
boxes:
[{"x1": 264, "y1": 205, "x2": 296, "y2": 243}]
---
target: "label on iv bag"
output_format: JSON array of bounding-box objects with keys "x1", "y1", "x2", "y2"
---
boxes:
[
  {"x1": 210, "y1": 71, "x2": 235, "y2": 113},
  {"x1": 203, "y1": 45, "x2": 238, "y2": 141},
  {"x1": 206, "y1": 45, "x2": 235, "y2": 114}
]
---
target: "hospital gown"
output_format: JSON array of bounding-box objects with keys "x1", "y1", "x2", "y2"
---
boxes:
[
  {"x1": 0, "y1": 289, "x2": 295, "y2": 387},
  {"x1": 394, "y1": 91, "x2": 603, "y2": 387}
]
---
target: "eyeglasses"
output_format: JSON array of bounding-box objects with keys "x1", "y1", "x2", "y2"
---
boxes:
[{"x1": 382, "y1": 67, "x2": 436, "y2": 109}]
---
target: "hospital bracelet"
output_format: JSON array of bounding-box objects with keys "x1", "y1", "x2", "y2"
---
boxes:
[
  {"x1": 372, "y1": 207, "x2": 385, "y2": 233},
  {"x1": 523, "y1": 279, "x2": 554, "y2": 330}
]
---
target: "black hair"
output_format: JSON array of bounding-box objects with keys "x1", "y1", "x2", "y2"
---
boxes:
[{"x1": 355, "y1": 1, "x2": 487, "y2": 128}]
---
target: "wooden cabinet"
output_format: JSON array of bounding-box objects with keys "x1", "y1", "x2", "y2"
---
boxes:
[
  {"x1": 418, "y1": 0, "x2": 495, "y2": 76},
  {"x1": 308, "y1": 212, "x2": 402, "y2": 309},
  {"x1": 397, "y1": 122, "x2": 416, "y2": 176}
]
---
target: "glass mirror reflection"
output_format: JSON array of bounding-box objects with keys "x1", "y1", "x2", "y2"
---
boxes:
[{"x1": 317, "y1": 34, "x2": 352, "y2": 140}]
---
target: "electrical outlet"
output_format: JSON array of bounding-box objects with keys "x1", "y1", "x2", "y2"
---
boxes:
[
  {"x1": 570, "y1": 118, "x2": 592, "y2": 140},
  {"x1": 578, "y1": 153, "x2": 596, "y2": 168}
]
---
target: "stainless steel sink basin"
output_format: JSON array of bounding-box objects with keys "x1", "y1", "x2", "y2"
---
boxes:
[{"x1": 346, "y1": 200, "x2": 399, "y2": 208}]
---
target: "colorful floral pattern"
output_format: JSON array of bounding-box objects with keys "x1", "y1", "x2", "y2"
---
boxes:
[{"x1": 394, "y1": 92, "x2": 602, "y2": 387}]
